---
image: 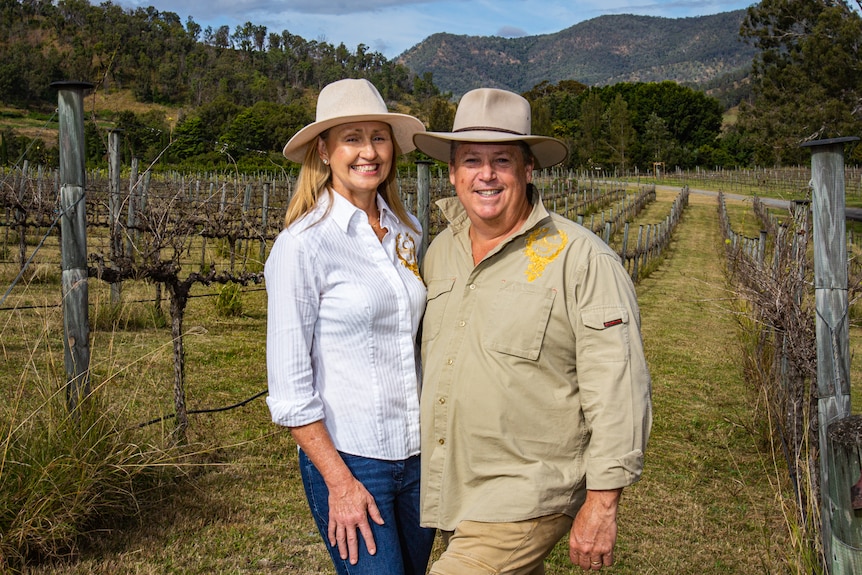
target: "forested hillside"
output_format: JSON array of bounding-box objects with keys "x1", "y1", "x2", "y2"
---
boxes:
[
  {"x1": 0, "y1": 0, "x2": 419, "y2": 109},
  {"x1": 1, "y1": 1, "x2": 860, "y2": 172},
  {"x1": 397, "y1": 11, "x2": 756, "y2": 97},
  {"x1": 0, "y1": 0, "x2": 456, "y2": 171},
  {"x1": 0, "y1": 0, "x2": 741, "y2": 173}
]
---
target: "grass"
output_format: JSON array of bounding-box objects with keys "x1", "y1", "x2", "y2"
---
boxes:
[
  {"x1": 0, "y1": 294, "x2": 183, "y2": 571},
  {"x1": 541, "y1": 189, "x2": 793, "y2": 574},
  {"x1": 1, "y1": 89, "x2": 182, "y2": 145},
  {"x1": 2, "y1": 186, "x2": 860, "y2": 574}
]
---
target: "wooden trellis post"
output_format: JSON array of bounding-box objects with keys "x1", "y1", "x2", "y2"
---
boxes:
[
  {"x1": 827, "y1": 415, "x2": 862, "y2": 574},
  {"x1": 126, "y1": 157, "x2": 139, "y2": 260},
  {"x1": 17, "y1": 160, "x2": 28, "y2": 271},
  {"x1": 108, "y1": 129, "x2": 123, "y2": 304},
  {"x1": 53, "y1": 80, "x2": 93, "y2": 413},
  {"x1": 259, "y1": 181, "x2": 270, "y2": 265},
  {"x1": 802, "y1": 136, "x2": 859, "y2": 574},
  {"x1": 416, "y1": 160, "x2": 431, "y2": 266}
]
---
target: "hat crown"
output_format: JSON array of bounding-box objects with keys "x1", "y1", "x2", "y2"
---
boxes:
[
  {"x1": 411, "y1": 87, "x2": 568, "y2": 169},
  {"x1": 282, "y1": 78, "x2": 425, "y2": 162},
  {"x1": 316, "y1": 79, "x2": 388, "y2": 123},
  {"x1": 452, "y1": 88, "x2": 531, "y2": 136}
]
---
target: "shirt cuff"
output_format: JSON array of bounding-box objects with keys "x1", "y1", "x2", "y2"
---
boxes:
[
  {"x1": 265, "y1": 395, "x2": 324, "y2": 428},
  {"x1": 586, "y1": 449, "x2": 644, "y2": 490}
]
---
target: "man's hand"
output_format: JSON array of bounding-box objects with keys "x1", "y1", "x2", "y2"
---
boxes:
[{"x1": 569, "y1": 489, "x2": 622, "y2": 570}]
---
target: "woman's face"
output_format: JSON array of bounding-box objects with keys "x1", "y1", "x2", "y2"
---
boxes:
[{"x1": 319, "y1": 121, "x2": 394, "y2": 199}]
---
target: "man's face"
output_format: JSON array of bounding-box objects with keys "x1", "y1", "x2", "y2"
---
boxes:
[{"x1": 449, "y1": 142, "x2": 533, "y2": 233}]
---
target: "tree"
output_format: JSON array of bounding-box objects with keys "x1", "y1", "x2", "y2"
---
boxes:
[
  {"x1": 413, "y1": 71, "x2": 439, "y2": 99},
  {"x1": 524, "y1": 79, "x2": 722, "y2": 170},
  {"x1": 425, "y1": 96, "x2": 455, "y2": 133},
  {"x1": 531, "y1": 97, "x2": 554, "y2": 140},
  {"x1": 577, "y1": 90, "x2": 604, "y2": 169},
  {"x1": 739, "y1": 0, "x2": 862, "y2": 164},
  {"x1": 115, "y1": 110, "x2": 168, "y2": 163},
  {"x1": 642, "y1": 112, "x2": 671, "y2": 165},
  {"x1": 605, "y1": 94, "x2": 635, "y2": 173},
  {"x1": 213, "y1": 24, "x2": 231, "y2": 50},
  {"x1": 0, "y1": 0, "x2": 455, "y2": 170},
  {"x1": 185, "y1": 16, "x2": 201, "y2": 42},
  {"x1": 170, "y1": 116, "x2": 210, "y2": 159}
]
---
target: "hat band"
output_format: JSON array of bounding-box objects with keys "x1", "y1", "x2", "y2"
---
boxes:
[{"x1": 454, "y1": 126, "x2": 526, "y2": 136}]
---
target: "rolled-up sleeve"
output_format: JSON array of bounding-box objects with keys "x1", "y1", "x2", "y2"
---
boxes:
[
  {"x1": 265, "y1": 230, "x2": 324, "y2": 427},
  {"x1": 574, "y1": 252, "x2": 652, "y2": 490}
]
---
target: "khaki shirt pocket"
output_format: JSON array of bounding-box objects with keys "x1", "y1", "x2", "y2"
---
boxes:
[
  {"x1": 580, "y1": 306, "x2": 630, "y2": 362},
  {"x1": 485, "y1": 282, "x2": 556, "y2": 360},
  {"x1": 422, "y1": 277, "x2": 456, "y2": 342}
]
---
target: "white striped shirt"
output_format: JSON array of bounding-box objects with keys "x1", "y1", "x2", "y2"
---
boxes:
[{"x1": 265, "y1": 190, "x2": 426, "y2": 460}]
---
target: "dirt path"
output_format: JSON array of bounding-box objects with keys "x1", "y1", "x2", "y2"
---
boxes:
[{"x1": 548, "y1": 191, "x2": 786, "y2": 574}]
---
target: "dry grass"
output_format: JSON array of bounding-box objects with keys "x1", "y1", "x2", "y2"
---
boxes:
[
  {"x1": 542, "y1": 190, "x2": 794, "y2": 574},
  {"x1": 0, "y1": 89, "x2": 183, "y2": 146},
  {"x1": 3, "y1": 188, "x2": 859, "y2": 574},
  {"x1": 85, "y1": 89, "x2": 180, "y2": 119}
]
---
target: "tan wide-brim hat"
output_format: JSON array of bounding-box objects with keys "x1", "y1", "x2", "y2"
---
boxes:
[
  {"x1": 413, "y1": 88, "x2": 568, "y2": 169},
  {"x1": 282, "y1": 78, "x2": 426, "y2": 163}
]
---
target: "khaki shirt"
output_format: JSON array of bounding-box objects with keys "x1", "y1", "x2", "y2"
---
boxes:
[{"x1": 420, "y1": 197, "x2": 652, "y2": 530}]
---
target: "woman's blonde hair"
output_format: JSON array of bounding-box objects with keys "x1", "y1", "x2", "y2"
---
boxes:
[{"x1": 283, "y1": 127, "x2": 419, "y2": 234}]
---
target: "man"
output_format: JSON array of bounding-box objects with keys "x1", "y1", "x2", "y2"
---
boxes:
[{"x1": 413, "y1": 88, "x2": 652, "y2": 574}]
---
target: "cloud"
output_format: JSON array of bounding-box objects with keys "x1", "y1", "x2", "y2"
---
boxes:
[
  {"x1": 122, "y1": 0, "x2": 439, "y2": 19},
  {"x1": 496, "y1": 26, "x2": 528, "y2": 38},
  {"x1": 593, "y1": 1, "x2": 753, "y2": 16},
  {"x1": 372, "y1": 38, "x2": 392, "y2": 54},
  {"x1": 275, "y1": 0, "x2": 433, "y2": 16},
  {"x1": 117, "y1": 0, "x2": 756, "y2": 58}
]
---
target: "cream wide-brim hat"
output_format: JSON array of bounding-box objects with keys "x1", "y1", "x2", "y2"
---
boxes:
[
  {"x1": 413, "y1": 88, "x2": 568, "y2": 169},
  {"x1": 282, "y1": 78, "x2": 426, "y2": 163}
]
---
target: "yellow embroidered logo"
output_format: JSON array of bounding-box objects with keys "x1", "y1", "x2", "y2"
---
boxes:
[
  {"x1": 397, "y1": 233, "x2": 422, "y2": 281},
  {"x1": 524, "y1": 227, "x2": 567, "y2": 281}
]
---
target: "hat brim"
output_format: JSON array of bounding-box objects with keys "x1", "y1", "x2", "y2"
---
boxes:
[
  {"x1": 283, "y1": 114, "x2": 426, "y2": 163},
  {"x1": 413, "y1": 131, "x2": 568, "y2": 170}
]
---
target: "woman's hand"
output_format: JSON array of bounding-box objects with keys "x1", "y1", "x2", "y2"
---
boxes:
[
  {"x1": 326, "y1": 476, "x2": 385, "y2": 564},
  {"x1": 289, "y1": 421, "x2": 385, "y2": 566}
]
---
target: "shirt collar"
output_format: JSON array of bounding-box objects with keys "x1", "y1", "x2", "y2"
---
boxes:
[
  {"x1": 326, "y1": 190, "x2": 392, "y2": 234},
  {"x1": 436, "y1": 194, "x2": 551, "y2": 241}
]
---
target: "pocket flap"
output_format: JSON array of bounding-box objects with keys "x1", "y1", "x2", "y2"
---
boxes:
[
  {"x1": 582, "y1": 307, "x2": 629, "y2": 330},
  {"x1": 426, "y1": 277, "x2": 455, "y2": 300}
]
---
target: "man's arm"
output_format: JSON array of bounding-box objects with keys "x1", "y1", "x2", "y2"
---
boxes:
[{"x1": 569, "y1": 488, "x2": 622, "y2": 570}]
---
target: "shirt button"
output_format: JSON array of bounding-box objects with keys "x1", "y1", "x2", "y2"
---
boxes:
[
  {"x1": 458, "y1": 320, "x2": 466, "y2": 327},
  {"x1": 469, "y1": 284, "x2": 476, "y2": 290},
  {"x1": 438, "y1": 397, "x2": 446, "y2": 404},
  {"x1": 438, "y1": 438, "x2": 445, "y2": 445},
  {"x1": 447, "y1": 358, "x2": 453, "y2": 365}
]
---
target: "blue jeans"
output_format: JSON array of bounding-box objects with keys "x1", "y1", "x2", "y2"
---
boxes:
[{"x1": 299, "y1": 449, "x2": 435, "y2": 575}]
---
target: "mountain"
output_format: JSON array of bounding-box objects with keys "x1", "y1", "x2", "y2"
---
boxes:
[{"x1": 397, "y1": 10, "x2": 756, "y2": 97}]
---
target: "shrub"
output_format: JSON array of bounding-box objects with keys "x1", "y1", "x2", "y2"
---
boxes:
[
  {"x1": 0, "y1": 386, "x2": 177, "y2": 571},
  {"x1": 215, "y1": 282, "x2": 242, "y2": 317},
  {"x1": 23, "y1": 263, "x2": 60, "y2": 285},
  {"x1": 90, "y1": 300, "x2": 168, "y2": 331}
]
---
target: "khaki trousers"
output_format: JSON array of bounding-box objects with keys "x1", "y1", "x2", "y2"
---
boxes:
[{"x1": 429, "y1": 514, "x2": 573, "y2": 575}]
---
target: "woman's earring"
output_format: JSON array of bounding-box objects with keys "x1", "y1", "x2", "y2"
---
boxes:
[{"x1": 322, "y1": 158, "x2": 329, "y2": 165}]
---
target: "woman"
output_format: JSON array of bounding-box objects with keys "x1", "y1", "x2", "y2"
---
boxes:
[{"x1": 264, "y1": 78, "x2": 435, "y2": 575}]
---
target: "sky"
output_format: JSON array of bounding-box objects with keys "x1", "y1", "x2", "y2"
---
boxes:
[{"x1": 120, "y1": 0, "x2": 757, "y2": 59}]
